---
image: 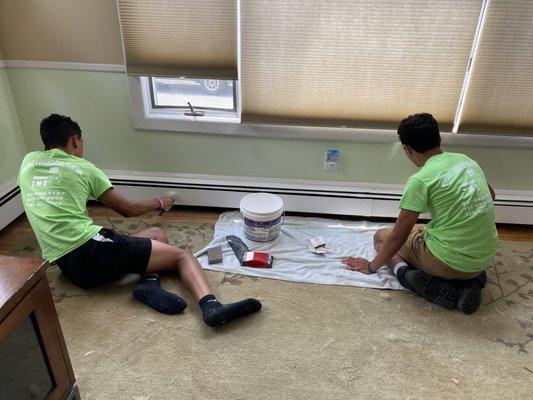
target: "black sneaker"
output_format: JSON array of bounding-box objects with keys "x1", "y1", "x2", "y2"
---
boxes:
[
  {"x1": 449, "y1": 271, "x2": 487, "y2": 289},
  {"x1": 396, "y1": 265, "x2": 415, "y2": 290},
  {"x1": 456, "y1": 285, "x2": 481, "y2": 315},
  {"x1": 404, "y1": 270, "x2": 458, "y2": 310},
  {"x1": 455, "y1": 271, "x2": 487, "y2": 315},
  {"x1": 476, "y1": 271, "x2": 487, "y2": 289}
]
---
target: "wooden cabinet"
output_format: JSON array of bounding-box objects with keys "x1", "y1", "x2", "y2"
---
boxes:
[{"x1": 0, "y1": 256, "x2": 80, "y2": 400}]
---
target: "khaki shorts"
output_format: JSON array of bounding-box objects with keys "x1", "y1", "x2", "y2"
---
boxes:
[{"x1": 381, "y1": 224, "x2": 481, "y2": 280}]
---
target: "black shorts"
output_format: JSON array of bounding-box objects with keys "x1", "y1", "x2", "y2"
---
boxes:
[{"x1": 56, "y1": 228, "x2": 152, "y2": 288}]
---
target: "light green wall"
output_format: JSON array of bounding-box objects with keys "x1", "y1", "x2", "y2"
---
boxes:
[
  {"x1": 6, "y1": 68, "x2": 533, "y2": 190},
  {"x1": 0, "y1": 68, "x2": 26, "y2": 186}
]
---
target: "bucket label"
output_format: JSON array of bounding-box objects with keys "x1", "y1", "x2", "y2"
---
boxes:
[
  {"x1": 243, "y1": 215, "x2": 283, "y2": 242},
  {"x1": 243, "y1": 216, "x2": 283, "y2": 228}
]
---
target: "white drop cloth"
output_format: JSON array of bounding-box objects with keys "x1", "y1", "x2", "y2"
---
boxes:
[{"x1": 195, "y1": 211, "x2": 404, "y2": 290}]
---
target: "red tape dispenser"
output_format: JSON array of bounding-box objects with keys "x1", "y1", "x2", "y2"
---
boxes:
[
  {"x1": 242, "y1": 251, "x2": 273, "y2": 268},
  {"x1": 226, "y1": 235, "x2": 274, "y2": 269}
]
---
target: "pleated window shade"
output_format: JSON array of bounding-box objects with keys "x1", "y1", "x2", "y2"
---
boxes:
[
  {"x1": 459, "y1": 1, "x2": 533, "y2": 135},
  {"x1": 117, "y1": 0, "x2": 237, "y2": 79},
  {"x1": 241, "y1": 1, "x2": 482, "y2": 128}
]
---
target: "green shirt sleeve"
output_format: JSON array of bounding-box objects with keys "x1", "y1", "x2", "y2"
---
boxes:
[
  {"x1": 399, "y1": 176, "x2": 428, "y2": 213},
  {"x1": 88, "y1": 165, "x2": 113, "y2": 199}
]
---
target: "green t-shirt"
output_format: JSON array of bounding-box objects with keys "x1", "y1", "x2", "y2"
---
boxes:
[
  {"x1": 18, "y1": 149, "x2": 112, "y2": 263},
  {"x1": 399, "y1": 152, "x2": 498, "y2": 272}
]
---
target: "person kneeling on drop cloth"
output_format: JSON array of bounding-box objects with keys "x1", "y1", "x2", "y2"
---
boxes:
[
  {"x1": 18, "y1": 114, "x2": 261, "y2": 327},
  {"x1": 341, "y1": 113, "x2": 498, "y2": 314}
]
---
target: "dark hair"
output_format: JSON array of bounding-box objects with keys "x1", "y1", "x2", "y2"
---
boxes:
[
  {"x1": 40, "y1": 114, "x2": 81, "y2": 150},
  {"x1": 397, "y1": 113, "x2": 441, "y2": 153}
]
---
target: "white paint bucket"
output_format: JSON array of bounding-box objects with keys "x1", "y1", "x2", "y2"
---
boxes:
[{"x1": 240, "y1": 193, "x2": 284, "y2": 242}]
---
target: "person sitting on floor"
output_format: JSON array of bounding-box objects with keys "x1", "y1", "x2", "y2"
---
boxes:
[
  {"x1": 341, "y1": 113, "x2": 497, "y2": 314},
  {"x1": 18, "y1": 114, "x2": 261, "y2": 326}
]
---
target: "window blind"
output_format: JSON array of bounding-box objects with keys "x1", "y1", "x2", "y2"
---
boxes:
[
  {"x1": 240, "y1": 0, "x2": 482, "y2": 129},
  {"x1": 459, "y1": 0, "x2": 533, "y2": 136},
  {"x1": 117, "y1": 0, "x2": 237, "y2": 79}
]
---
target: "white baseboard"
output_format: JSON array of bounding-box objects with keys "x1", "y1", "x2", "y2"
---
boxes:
[
  {"x1": 105, "y1": 170, "x2": 533, "y2": 225},
  {"x1": 1, "y1": 171, "x2": 531, "y2": 231},
  {"x1": 0, "y1": 178, "x2": 23, "y2": 231}
]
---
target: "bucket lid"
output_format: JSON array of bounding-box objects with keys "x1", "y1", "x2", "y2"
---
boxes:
[{"x1": 240, "y1": 193, "x2": 284, "y2": 220}]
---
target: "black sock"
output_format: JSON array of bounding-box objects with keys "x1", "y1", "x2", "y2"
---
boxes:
[
  {"x1": 132, "y1": 275, "x2": 187, "y2": 315},
  {"x1": 199, "y1": 294, "x2": 262, "y2": 327}
]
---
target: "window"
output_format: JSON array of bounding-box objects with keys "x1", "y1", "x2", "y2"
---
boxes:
[
  {"x1": 150, "y1": 77, "x2": 236, "y2": 112},
  {"x1": 137, "y1": 77, "x2": 240, "y2": 124}
]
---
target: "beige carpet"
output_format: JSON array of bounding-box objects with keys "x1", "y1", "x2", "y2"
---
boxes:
[{"x1": 10, "y1": 217, "x2": 533, "y2": 399}]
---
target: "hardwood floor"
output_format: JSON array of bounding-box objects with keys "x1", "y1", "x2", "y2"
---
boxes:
[
  {"x1": 0, "y1": 215, "x2": 35, "y2": 255},
  {"x1": 495, "y1": 224, "x2": 533, "y2": 242},
  {"x1": 1, "y1": 205, "x2": 533, "y2": 256}
]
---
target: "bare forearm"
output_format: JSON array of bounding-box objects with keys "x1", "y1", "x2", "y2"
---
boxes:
[
  {"x1": 370, "y1": 235, "x2": 405, "y2": 271},
  {"x1": 124, "y1": 199, "x2": 159, "y2": 217},
  {"x1": 342, "y1": 209, "x2": 418, "y2": 275},
  {"x1": 99, "y1": 188, "x2": 174, "y2": 218}
]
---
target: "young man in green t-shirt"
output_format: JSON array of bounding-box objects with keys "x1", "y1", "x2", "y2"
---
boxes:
[
  {"x1": 19, "y1": 114, "x2": 261, "y2": 327},
  {"x1": 342, "y1": 113, "x2": 497, "y2": 314}
]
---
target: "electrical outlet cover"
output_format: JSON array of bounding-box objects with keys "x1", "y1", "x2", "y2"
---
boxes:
[{"x1": 325, "y1": 161, "x2": 338, "y2": 171}]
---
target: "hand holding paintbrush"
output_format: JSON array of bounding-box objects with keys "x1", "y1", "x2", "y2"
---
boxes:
[{"x1": 157, "y1": 193, "x2": 176, "y2": 216}]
